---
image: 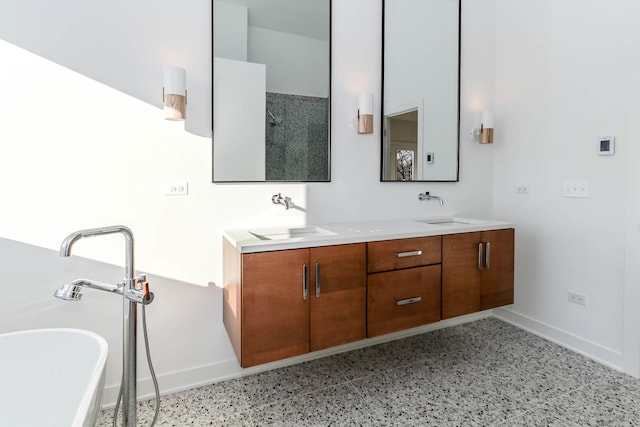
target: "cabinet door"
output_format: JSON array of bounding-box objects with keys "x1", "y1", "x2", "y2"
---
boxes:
[
  {"x1": 242, "y1": 249, "x2": 310, "y2": 367},
  {"x1": 367, "y1": 265, "x2": 441, "y2": 337},
  {"x1": 309, "y1": 244, "x2": 366, "y2": 351},
  {"x1": 442, "y1": 232, "x2": 482, "y2": 319},
  {"x1": 480, "y1": 229, "x2": 515, "y2": 310}
]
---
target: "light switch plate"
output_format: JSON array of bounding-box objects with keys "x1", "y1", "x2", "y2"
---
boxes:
[{"x1": 563, "y1": 180, "x2": 588, "y2": 198}]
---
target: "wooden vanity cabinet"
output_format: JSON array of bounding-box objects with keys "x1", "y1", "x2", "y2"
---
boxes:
[
  {"x1": 223, "y1": 239, "x2": 366, "y2": 368},
  {"x1": 224, "y1": 227, "x2": 515, "y2": 367},
  {"x1": 367, "y1": 236, "x2": 442, "y2": 337},
  {"x1": 441, "y1": 229, "x2": 514, "y2": 319}
]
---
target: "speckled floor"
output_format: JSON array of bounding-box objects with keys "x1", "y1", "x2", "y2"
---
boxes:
[{"x1": 97, "y1": 318, "x2": 640, "y2": 426}]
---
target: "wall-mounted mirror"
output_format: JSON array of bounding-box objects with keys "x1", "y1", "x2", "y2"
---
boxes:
[
  {"x1": 213, "y1": 0, "x2": 331, "y2": 182},
  {"x1": 381, "y1": 0, "x2": 460, "y2": 182}
]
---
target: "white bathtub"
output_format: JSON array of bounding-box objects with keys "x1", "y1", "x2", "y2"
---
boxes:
[{"x1": 0, "y1": 328, "x2": 108, "y2": 427}]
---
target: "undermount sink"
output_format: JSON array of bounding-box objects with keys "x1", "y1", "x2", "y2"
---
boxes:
[
  {"x1": 415, "y1": 218, "x2": 486, "y2": 226},
  {"x1": 249, "y1": 226, "x2": 337, "y2": 241},
  {"x1": 425, "y1": 220, "x2": 469, "y2": 226}
]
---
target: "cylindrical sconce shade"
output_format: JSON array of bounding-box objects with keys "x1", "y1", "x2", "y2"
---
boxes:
[
  {"x1": 358, "y1": 93, "x2": 374, "y2": 134},
  {"x1": 163, "y1": 66, "x2": 186, "y2": 121},
  {"x1": 479, "y1": 110, "x2": 494, "y2": 144}
]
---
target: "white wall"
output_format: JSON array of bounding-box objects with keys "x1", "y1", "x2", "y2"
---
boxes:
[
  {"x1": 248, "y1": 26, "x2": 330, "y2": 97},
  {"x1": 213, "y1": 0, "x2": 329, "y2": 97},
  {"x1": 491, "y1": 0, "x2": 640, "y2": 375},
  {"x1": 213, "y1": 1, "x2": 248, "y2": 61},
  {"x1": 0, "y1": 0, "x2": 498, "y2": 406},
  {"x1": 213, "y1": 58, "x2": 266, "y2": 181}
]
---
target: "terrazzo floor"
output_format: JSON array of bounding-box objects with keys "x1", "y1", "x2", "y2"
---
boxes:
[{"x1": 97, "y1": 317, "x2": 640, "y2": 426}]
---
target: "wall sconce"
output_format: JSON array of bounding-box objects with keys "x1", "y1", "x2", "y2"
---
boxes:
[
  {"x1": 163, "y1": 66, "x2": 186, "y2": 121},
  {"x1": 357, "y1": 93, "x2": 374, "y2": 134},
  {"x1": 469, "y1": 110, "x2": 494, "y2": 144}
]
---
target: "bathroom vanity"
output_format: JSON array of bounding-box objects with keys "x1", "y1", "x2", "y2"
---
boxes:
[{"x1": 223, "y1": 218, "x2": 514, "y2": 368}]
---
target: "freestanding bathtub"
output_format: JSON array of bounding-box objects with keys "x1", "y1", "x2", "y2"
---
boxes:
[{"x1": 0, "y1": 328, "x2": 108, "y2": 427}]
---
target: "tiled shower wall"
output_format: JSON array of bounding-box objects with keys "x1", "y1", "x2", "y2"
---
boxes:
[{"x1": 265, "y1": 92, "x2": 329, "y2": 181}]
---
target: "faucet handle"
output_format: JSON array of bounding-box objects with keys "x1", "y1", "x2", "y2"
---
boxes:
[
  {"x1": 134, "y1": 274, "x2": 153, "y2": 303},
  {"x1": 134, "y1": 274, "x2": 147, "y2": 284},
  {"x1": 272, "y1": 193, "x2": 292, "y2": 209},
  {"x1": 142, "y1": 282, "x2": 152, "y2": 303}
]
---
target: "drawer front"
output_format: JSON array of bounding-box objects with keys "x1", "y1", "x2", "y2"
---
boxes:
[
  {"x1": 367, "y1": 265, "x2": 441, "y2": 337},
  {"x1": 367, "y1": 236, "x2": 441, "y2": 273}
]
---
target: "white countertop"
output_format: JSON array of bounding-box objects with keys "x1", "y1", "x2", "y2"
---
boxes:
[{"x1": 223, "y1": 217, "x2": 515, "y2": 253}]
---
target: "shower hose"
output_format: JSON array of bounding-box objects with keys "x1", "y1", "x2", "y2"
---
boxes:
[{"x1": 112, "y1": 303, "x2": 160, "y2": 426}]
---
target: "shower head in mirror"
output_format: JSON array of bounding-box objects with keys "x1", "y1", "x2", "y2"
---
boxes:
[{"x1": 267, "y1": 108, "x2": 284, "y2": 126}]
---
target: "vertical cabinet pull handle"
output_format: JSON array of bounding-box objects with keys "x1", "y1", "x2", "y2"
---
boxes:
[
  {"x1": 485, "y1": 242, "x2": 491, "y2": 269},
  {"x1": 302, "y1": 264, "x2": 309, "y2": 300},
  {"x1": 478, "y1": 243, "x2": 484, "y2": 270},
  {"x1": 315, "y1": 262, "x2": 321, "y2": 297}
]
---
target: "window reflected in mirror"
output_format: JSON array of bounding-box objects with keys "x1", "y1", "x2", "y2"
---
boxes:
[{"x1": 386, "y1": 110, "x2": 418, "y2": 181}]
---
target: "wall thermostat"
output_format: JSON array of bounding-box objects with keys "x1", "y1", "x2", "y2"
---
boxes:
[{"x1": 598, "y1": 136, "x2": 615, "y2": 156}]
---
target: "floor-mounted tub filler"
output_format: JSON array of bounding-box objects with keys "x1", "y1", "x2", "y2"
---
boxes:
[
  {"x1": 54, "y1": 225, "x2": 159, "y2": 427},
  {"x1": 0, "y1": 328, "x2": 108, "y2": 427}
]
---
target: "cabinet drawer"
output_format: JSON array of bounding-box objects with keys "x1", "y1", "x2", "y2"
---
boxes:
[
  {"x1": 367, "y1": 236, "x2": 441, "y2": 273},
  {"x1": 367, "y1": 265, "x2": 441, "y2": 337}
]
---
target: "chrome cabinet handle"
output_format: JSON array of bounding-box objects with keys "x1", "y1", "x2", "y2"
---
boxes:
[
  {"x1": 315, "y1": 262, "x2": 321, "y2": 297},
  {"x1": 485, "y1": 242, "x2": 491, "y2": 269},
  {"x1": 478, "y1": 243, "x2": 484, "y2": 270},
  {"x1": 302, "y1": 264, "x2": 309, "y2": 300},
  {"x1": 396, "y1": 296, "x2": 422, "y2": 306},
  {"x1": 396, "y1": 250, "x2": 423, "y2": 258}
]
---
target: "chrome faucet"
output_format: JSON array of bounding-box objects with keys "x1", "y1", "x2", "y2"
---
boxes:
[
  {"x1": 272, "y1": 193, "x2": 292, "y2": 210},
  {"x1": 55, "y1": 225, "x2": 153, "y2": 427},
  {"x1": 418, "y1": 191, "x2": 444, "y2": 206}
]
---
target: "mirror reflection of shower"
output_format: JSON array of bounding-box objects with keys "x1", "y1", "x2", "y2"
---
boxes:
[{"x1": 267, "y1": 108, "x2": 284, "y2": 126}]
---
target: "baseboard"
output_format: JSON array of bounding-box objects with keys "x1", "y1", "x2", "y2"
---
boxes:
[
  {"x1": 101, "y1": 311, "x2": 491, "y2": 408},
  {"x1": 102, "y1": 357, "x2": 242, "y2": 408},
  {"x1": 493, "y1": 307, "x2": 624, "y2": 373}
]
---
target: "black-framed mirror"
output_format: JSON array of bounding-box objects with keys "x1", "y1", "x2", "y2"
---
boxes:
[
  {"x1": 381, "y1": 0, "x2": 460, "y2": 182},
  {"x1": 212, "y1": 0, "x2": 331, "y2": 182}
]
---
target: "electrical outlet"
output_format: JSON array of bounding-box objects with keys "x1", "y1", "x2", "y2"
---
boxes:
[
  {"x1": 165, "y1": 182, "x2": 188, "y2": 196},
  {"x1": 515, "y1": 185, "x2": 530, "y2": 194},
  {"x1": 563, "y1": 180, "x2": 589, "y2": 198},
  {"x1": 568, "y1": 291, "x2": 587, "y2": 306}
]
